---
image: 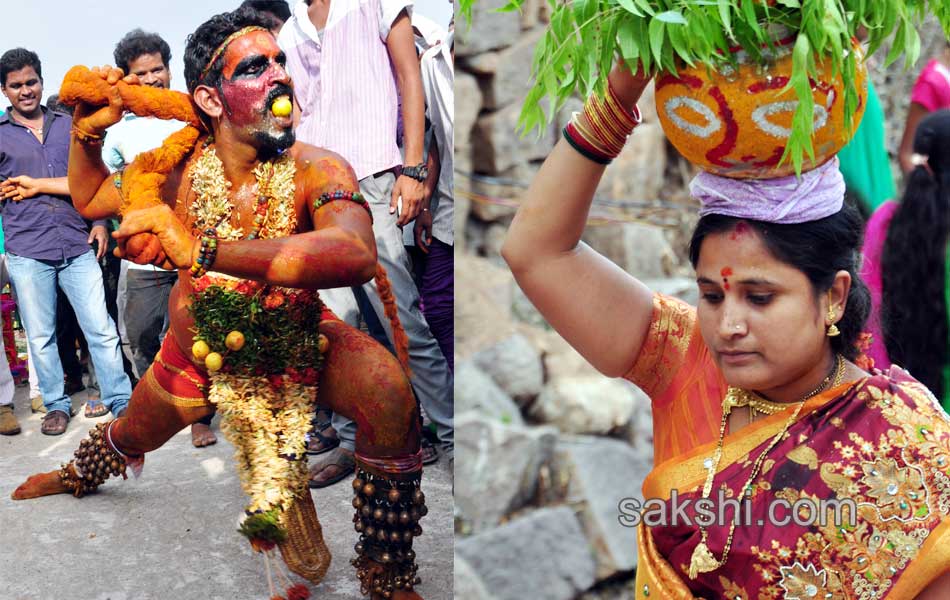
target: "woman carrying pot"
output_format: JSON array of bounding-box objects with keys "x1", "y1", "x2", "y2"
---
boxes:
[{"x1": 502, "y1": 62, "x2": 950, "y2": 598}]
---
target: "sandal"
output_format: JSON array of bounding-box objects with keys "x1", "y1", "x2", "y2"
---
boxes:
[
  {"x1": 313, "y1": 407, "x2": 333, "y2": 429},
  {"x1": 40, "y1": 410, "x2": 70, "y2": 436},
  {"x1": 306, "y1": 424, "x2": 340, "y2": 455},
  {"x1": 421, "y1": 437, "x2": 440, "y2": 465},
  {"x1": 84, "y1": 399, "x2": 108, "y2": 418},
  {"x1": 308, "y1": 447, "x2": 355, "y2": 488}
]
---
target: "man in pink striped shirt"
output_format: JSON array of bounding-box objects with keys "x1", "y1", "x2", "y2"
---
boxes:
[{"x1": 279, "y1": 0, "x2": 453, "y2": 487}]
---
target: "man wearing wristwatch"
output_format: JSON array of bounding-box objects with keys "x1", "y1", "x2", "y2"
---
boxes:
[{"x1": 279, "y1": 0, "x2": 453, "y2": 487}]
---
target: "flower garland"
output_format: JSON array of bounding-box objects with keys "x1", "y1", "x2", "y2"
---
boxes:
[
  {"x1": 188, "y1": 145, "x2": 297, "y2": 240},
  {"x1": 186, "y1": 145, "x2": 322, "y2": 559}
]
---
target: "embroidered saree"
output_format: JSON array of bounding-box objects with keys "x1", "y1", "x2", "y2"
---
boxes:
[{"x1": 624, "y1": 294, "x2": 950, "y2": 599}]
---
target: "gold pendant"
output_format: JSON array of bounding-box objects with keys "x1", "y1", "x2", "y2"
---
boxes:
[{"x1": 688, "y1": 541, "x2": 720, "y2": 579}]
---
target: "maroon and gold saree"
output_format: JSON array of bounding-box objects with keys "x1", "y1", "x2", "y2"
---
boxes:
[{"x1": 626, "y1": 295, "x2": 950, "y2": 599}]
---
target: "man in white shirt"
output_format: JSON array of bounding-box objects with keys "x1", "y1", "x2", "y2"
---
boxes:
[
  {"x1": 280, "y1": 0, "x2": 453, "y2": 486},
  {"x1": 103, "y1": 29, "x2": 217, "y2": 447}
]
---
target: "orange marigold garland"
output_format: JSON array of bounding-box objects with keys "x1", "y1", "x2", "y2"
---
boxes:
[{"x1": 59, "y1": 65, "x2": 202, "y2": 128}]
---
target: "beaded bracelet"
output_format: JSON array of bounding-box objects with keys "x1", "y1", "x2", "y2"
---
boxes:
[
  {"x1": 189, "y1": 230, "x2": 218, "y2": 278},
  {"x1": 72, "y1": 126, "x2": 106, "y2": 146},
  {"x1": 312, "y1": 190, "x2": 373, "y2": 222}
]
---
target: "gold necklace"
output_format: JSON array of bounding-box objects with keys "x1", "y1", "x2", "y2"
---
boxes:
[
  {"x1": 722, "y1": 356, "x2": 842, "y2": 420},
  {"x1": 687, "y1": 354, "x2": 846, "y2": 579}
]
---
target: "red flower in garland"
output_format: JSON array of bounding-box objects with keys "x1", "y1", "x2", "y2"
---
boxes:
[
  {"x1": 300, "y1": 367, "x2": 319, "y2": 385},
  {"x1": 286, "y1": 584, "x2": 311, "y2": 600},
  {"x1": 264, "y1": 290, "x2": 286, "y2": 310},
  {"x1": 192, "y1": 276, "x2": 211, "y2": 294},
  {"x1": 250, "y1": 538, "x2": 276, "y2": 552},
  {"x1": 268, "y1": 374, "x2": 285, "y2": 389},
  {"x1": 235, "y1": 280, "x2": 262, "y2": 295}
]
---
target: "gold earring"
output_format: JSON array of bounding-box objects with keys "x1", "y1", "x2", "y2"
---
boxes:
[{"x1": 826, "y1": 304, "x2": 840, "y2": 337}]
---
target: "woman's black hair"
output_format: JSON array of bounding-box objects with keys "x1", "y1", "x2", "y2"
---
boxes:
[
  {"x1": 688, "y1": 202, "x2": 871, "y2": 361},
  {"x1": 881, "y1": 110, "x2": 950, "y2": 398}
]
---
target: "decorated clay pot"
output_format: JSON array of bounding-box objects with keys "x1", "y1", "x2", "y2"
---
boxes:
[{"x1": 655, "y1": 38, "x2": 867, "y2": 178}]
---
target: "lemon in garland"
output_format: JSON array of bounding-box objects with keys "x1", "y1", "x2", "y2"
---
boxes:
[
  {"x1": 205, "y1": 352, "x2": 223, "y2": 372},
  {"x1": 271, "y1": 96, "x2": 292, "y2": 118},
  {"x1": 226, "y1": 330, "x2": 246, "y2": 351},
  {"x1": 192, "y1": 340, "x2": 210, "y2": 361}
]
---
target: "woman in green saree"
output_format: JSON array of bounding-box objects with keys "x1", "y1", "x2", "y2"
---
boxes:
[{"x1": 502, "y1": 63, "x2": 950, "y2": 599}]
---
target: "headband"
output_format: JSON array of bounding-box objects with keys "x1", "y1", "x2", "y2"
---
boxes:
[
  {"x1": 199, "y1": 26, "x2": 270, "y2": 82},
  {"x1": 691, "y1": 158, "x2": 845, "y2": 224}
]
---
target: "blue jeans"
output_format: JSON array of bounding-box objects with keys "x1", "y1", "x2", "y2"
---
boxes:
[{"x1": 7, "y1": 251, "x2": 131, "y2": 416}]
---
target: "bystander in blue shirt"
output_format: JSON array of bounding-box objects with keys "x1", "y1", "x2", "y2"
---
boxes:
[{"x1": 0, "y1": 107, "x2": 104, "y2": 259}]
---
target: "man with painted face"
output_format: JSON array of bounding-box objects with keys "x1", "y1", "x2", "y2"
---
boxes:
[{"x1": 11, "y1": 9, "x2": 427, "y2": 600}]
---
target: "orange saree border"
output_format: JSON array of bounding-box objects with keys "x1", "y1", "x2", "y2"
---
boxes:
[
  {"x1": 889, "y1": 518, "x2": 950, "y2": 598},
  {"x1": 635, "y1": 523, "x2": 699, "y2": 599}
]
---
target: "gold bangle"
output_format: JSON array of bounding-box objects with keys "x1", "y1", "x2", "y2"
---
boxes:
[
  {"x1": 588, "y1": 93, "x2": 630, "y2": 142},
  {"x1": 585, "y1": 101, "x2": 627, "y2": 154},
  {"x1": 605, "y1": 82, "x2": 642, "y2": 129},
  {"x1": 570, "y1": 112, "x2": 615, "y2": 157}
]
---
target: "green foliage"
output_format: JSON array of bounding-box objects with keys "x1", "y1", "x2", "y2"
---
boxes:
[
  {"x1": 495, "y1": 0, "x2": 950, "y2": 174},
  {"x1": 189, "y1": 286, "x2": 324, "y2": 376},
  {"x1": 238, "y1": 509, "x2": 288, "y2": 544}
]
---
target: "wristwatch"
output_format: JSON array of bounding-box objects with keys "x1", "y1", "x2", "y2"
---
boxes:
[{"x1": 400, "y1": 163, "x2": 429, "y2": 183}]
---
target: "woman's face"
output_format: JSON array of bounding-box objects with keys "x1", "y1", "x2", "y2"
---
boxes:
[{"x1": 695, "y1": 223, "x2": 835, "y2": 398}]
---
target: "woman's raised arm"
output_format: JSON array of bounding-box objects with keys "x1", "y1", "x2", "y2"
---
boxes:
[{"x1": 501, "y1": 63, "x2": 658, "y2": 377}]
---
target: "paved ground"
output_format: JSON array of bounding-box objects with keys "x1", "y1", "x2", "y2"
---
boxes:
[{"x1": 0, "y1": 384, "x2": 453, "y2": 600}]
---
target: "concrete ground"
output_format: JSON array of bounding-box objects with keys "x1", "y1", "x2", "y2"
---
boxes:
[{"x1": 0, "y1": 384, "x2": 453, "y2": 600}]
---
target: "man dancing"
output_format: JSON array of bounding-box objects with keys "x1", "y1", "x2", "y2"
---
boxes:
[{"x1": 11, "y1": 8, "x2": 426, "y2": 600}]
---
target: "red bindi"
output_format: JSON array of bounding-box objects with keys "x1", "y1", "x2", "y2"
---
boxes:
[{"x1": 721, "y1": 266, "x2": 732, "y2": 290}]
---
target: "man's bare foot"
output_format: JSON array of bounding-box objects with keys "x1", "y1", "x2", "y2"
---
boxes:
[
  {"x1": 11, "y1": 468, "x2": 70, "y2": 500},
  {"x1": 191, "y1": 422, "x2": 217, "y2": 447}
]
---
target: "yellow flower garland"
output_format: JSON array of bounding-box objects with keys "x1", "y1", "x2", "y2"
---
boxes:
[
  {"x1": 188, "y1": 146, "x2": 297, "y2": 240},
  {"x1": 210, "y1": 375, "x2": 315, "y2": 515},
  {"x1": 188, "y1": 145, "x2": 315, "y2": 540}
]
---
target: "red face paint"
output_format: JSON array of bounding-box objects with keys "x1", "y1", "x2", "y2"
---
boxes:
[{"x1": 218, "y1": 31, "x2": 293, "y2": 136}]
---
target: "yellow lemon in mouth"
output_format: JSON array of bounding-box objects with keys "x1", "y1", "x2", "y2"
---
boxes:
[
  {"x1": 192, "y1": 340, "x2": 210, "y2": 360},
  {"x1": 271, "y1": 96, "x2": 293, "y2": 118},
  {"x1": 205, "y1": 352, "x2": 223, "y2": 372},
  {"x1": 225, "y1": 330, "x2": 245, "y2": 351}
]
